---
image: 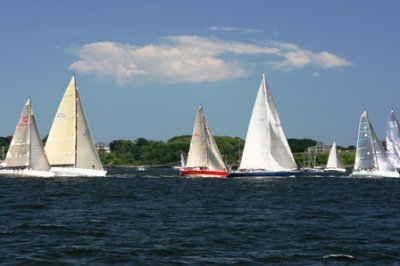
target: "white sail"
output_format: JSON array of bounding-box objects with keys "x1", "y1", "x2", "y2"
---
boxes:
[
  {"x1": 353, "y1": 111, "x2": 398, "y2": 177},
  {"x1": 386, "y1": 110, "x2": 400, "y2": 169},
  {"x1": 45, "y1": 74, "x2": 105, "y2": 176},
  {"x1": 3, "y1": 99, "x2": 31, "y2": 168},
  {"x1": 1, "y1": 98, "x2": 52, "y2": 176},
  {"x1": 45, "y1": 77, "x2": 76, "y2": 166},
  {"x1": 239, "y1": 74, "x2": 296, "y2": 171},
  {"x1": 75, "y1": 90, "x2": 103, "y2": 170},
  {"x1": 180, "y1": 152, "x2": 186, "y2": 168},
  {"x1": 325, "y1": 142, "x2": 345, "y2": 170},
  {"x1": 30, "y1": 114, "x2": 51, "y2": 171},
  {"x1": 186, "y1": 105, "x2": 226, "y2": 171}
]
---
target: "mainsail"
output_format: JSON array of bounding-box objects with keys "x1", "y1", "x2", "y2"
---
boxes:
[
  {"x1": 354, "y1": 111, "x2": 396, "y2": 173},
  {"x1": 186, "y1": 105, "x2": 226, "y2": 171},
  {"x1": 45, "y1": 74, "x2": 103, "y2": 171},
  {"x1": 239, "y1": 74, "x2": 296, "y2": 171},
  {"x1": 326, "y1": 142, "x2": 345, "y2": 170},
  {"x1": 386, "y1": 110, "x2": 400, "y2": 169},
  {"x1": 3, "y1": 98, "x2": 50, "y2": 171}
]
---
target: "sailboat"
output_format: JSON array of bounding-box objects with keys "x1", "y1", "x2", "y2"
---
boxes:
[
  {"x1": 228, "y1": 74, "x2": 299, "y2": 178},
  {"x1": 351, "y1": 111, "x2": 399, "y2": 178},
  {"x1": 324, "y1": 142, "x2": 346, "y2": 173},
  {"x1": 180, "y1": 105, "x2": 228, "y2": 177},
  {"x1": 44, "y1": 74, "x2": 107, "y2": 177},
  {"x1": 0, "y1": 98, "x2": 54, "y2": 177},
  {"x1": 386, "y1": 109, "x2": 400, "y2": 171}
]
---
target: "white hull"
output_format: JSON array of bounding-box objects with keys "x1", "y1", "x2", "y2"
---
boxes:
[
  {"x1": 51, "y1": 167, "x2": 107, "y2": 177},
  {"x1": 351, "y1": 170, "x2": 400, "y2": 178},
  {"x1": 0, "y1": 168, "x2": 55, "y2": 177}
]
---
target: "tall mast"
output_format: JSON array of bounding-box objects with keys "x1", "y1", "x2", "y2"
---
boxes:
[
  {"x1": 73, "y1": 73, "x2": 77, "y2": 168},
  {"x1": 262, "y1": 74, "x2": 271, "y2": 168},
  {"x1": 28, "y1": 97, "x2": 32, "y2": 168}
]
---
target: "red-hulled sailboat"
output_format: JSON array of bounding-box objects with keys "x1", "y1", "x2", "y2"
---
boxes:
[{"x1": 180, "y1": 105, "x2": 228, "y2": 178}]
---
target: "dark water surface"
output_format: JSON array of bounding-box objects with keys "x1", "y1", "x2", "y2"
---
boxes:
[{"x1": 1, "y1": 167, "x2": 400, "y2": 265}]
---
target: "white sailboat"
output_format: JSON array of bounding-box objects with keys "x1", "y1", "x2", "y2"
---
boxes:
[
  {"x1": 180, "y1": 105, "x2": 228, "y2": 177},
  {"x1": 0, "y1": 98, "x2": 54, "y2": 177},
  {"x1": 351, "y1": 111, "x2": 399, "y2": 178},
  {"x1": 386, "y1": 109, "x2": 400, "y2": 171},
  {"x1": 44, "y1": 74, "x2": 106, "y2": 177},
  {"x1": 324, "y1": 142, "x2": 346, "y2": 173},
  {"x1": 180, "y1": 152, "x2": 186, "y2": 169},
  {"x1": 228, "y1": 74, "x2": 299, "y2": 177}
]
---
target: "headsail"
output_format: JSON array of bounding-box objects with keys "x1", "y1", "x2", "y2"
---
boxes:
[
  {"x1": 30, "y1": 114, "x2": 51, "y2": 171},
  {"x1": 386, "y1": 110, "x2": 400, "y2": 169},
  {"x1": 239, "y1": 74, "x2": 296, "y2": 171}
]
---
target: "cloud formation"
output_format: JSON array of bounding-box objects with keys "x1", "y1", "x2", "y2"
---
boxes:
[
  {"x1": 206, "y1": 26, "x2": 260, "y2": 33},
  {"x1": 69, "y1": 35, "x2": 352, "y2": 85}
]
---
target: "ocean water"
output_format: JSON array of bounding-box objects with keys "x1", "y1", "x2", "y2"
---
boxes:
[{"x1": 0, "y1": 167, "x2": 399, "y2": 265}]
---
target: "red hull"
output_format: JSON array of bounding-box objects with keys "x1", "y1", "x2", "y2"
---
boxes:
[{"x1": 180, "y1": 169, "x2": 228, "y2": 178}]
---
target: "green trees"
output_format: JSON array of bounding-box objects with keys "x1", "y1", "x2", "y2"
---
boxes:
[
  {"x1": 100, "y1": 135, "x2": 244, "y2": 167},
  {"x1": 0, "y1": 133, "x2": 355, "y2": 167}
]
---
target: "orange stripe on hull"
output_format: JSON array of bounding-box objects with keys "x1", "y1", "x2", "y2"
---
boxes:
[{"x1": 180, "y1": 169, "x2": 228, "y2": 178}]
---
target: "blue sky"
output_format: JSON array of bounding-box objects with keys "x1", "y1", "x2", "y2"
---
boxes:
[{"x1": 0, "y1": 0, "x2": 399, "y2": 147}]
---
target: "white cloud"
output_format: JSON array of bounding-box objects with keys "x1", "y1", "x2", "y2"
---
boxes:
[
  {"x1": 206, "y1": 26, "x2": 260, "y2": 33},
  {"x1": 69, "y1": 35, "x2": 352, "y2": 85},
  {"x1": 268, "y1": 41, "x2": 352, "y2": 70}
]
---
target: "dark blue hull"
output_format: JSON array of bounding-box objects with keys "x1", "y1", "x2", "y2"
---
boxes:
[{"x1": 227, "y1": 170, "x2": 302, "y2": 178}]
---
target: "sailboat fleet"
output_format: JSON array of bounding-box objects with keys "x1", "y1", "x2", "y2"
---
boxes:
[
  {"x1": 0, "y1": 74, "x2": 106, "y2": 177},
  {"x1": 0, "y1": 73, "x2": 399, "y2": 178}
]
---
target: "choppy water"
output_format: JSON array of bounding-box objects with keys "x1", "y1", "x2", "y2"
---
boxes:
[{"x1": 1, "y1": 167, "x2": 399, "y2": 265}]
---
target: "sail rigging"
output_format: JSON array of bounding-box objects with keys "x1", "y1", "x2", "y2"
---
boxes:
[
  {"x1": 185, "y1": 105, "x2": 226, "y2": 171},
  {"x1": 239, "y1": 74, "x2": 296, "y2": 171},
  {"x1": 1, "y1": 98, "x2": 52, "y2": 176},
  {"x1": 45, "y1": 74, "x2": 105, "y2": 176},
  {"x1": 181, "y1": 105, "x2": 227, "y2": 177}
]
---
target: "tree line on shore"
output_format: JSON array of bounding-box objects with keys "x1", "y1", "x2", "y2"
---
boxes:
[
  {"x1": 0, "y1": 135, "x2": 356, "y2": 167},
  {"x1": 100, "y1": 136, "x2": 356, "y2": 167}
]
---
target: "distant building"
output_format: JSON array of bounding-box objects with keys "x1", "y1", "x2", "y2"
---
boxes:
[{"x1": 96, "y1": 142, "x2": 111, "y2": 153}]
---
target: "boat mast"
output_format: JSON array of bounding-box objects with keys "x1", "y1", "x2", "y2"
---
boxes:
[
  {"x1": 73, "y1": 73, "x2": 77, "y2": 168},
  {"x1": 28, "y1": 97, "x2": 32, "y2": 169},
  {"x1": 201, "y1": 105, "x2": 209, "y2": 169},
  {"x1": 262, "y1": 74, "x2": 271, "y2": 169}
]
